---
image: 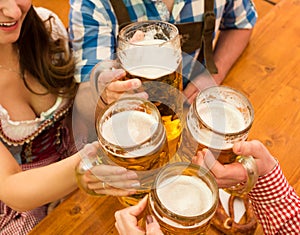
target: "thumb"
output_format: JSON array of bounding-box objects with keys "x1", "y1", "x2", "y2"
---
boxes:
[
  {"x1": 233, "y1": 140, "x2": 269, "y2": 160},
  {"x1": 145, "y1": 215, "x2": 163, "y2": 235},
  {"x1": 233, "y1": 140, "x2": 277, "y2": 176}
]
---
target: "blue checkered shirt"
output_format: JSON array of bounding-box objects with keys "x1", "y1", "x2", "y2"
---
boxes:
[{"x1": 69, "y1": 0, "x2": 257, "y2": 82}]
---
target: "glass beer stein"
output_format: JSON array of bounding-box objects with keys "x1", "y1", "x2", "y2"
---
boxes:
[
  {"x1": 96, "y1": 97, "x2": 170, "y2": 206},
  {"x1": 184, "y1": 86, "x2": 258, "y2": 196},
  {"x1": 147, "y1": 162, "x2": 218, "y2": 235},
  {"x1": 117, "y1": 21, "x2": 183, "y2": 159}
]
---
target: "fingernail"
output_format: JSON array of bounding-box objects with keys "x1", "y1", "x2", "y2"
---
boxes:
[
  {"x1": 132, "y1": 80, "x2": 141, "y2": 88},
  {"x1": 146, "y1": 215, "x2": 153, "y2": 224},
  {"x1": 137, "y1": 92, "x2": 149, "y2": 100},
  {"x1": 116, "y1": 167, "x2": 128, "y2": 174},
  {"x1": 234, "y1": 142, "x2": 242, "y2": 153},
  {"x1": 126, "y1": 171, "x2": 138, "y2": 179},
  {"x1": 131, "y1": 182, "x2": 141, "y2": 188},
  {"x1": 128, "y1": 191, "x2": 137, "y2": 195}
]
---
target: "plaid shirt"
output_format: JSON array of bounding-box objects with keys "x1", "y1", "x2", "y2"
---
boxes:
[
  {"x1": 249, "y1": 163, "x2": 300, "y2": 234},
  {"x1": 69, "y1": 0, "x2": 257, "y2": 82}
]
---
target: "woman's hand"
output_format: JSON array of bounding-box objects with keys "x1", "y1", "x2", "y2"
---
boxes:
[
  {"x1": 78, "y1": 142, "x2": 140, "y2": 196},
  {"x1": 84, "y1": 164, "x2": 140, "y2": 196},
  {"x1": 114, "y1": 195, "x2": 163, "y2": 235},
  {"x1": 192, "y1": 140, "x2": 277, "y2": 188}
]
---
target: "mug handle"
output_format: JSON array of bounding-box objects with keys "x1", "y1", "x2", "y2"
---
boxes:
[
  {"x1": 75, "y1": 151, "x2": 105, "y2": 196},
  {"x1": 223, "y1": 155, "x2": 258, "y2": 197}
]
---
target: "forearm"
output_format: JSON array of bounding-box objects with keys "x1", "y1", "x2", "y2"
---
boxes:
[
  {"x1": 248, "y1": 163, "x2": 300, "y2": 234},
  {"x1": 213, "y1": 29, "x2": 253, "y2": 84},
  {"x1": 0, "y1": 153, "x2": 81, "y2": 212}
]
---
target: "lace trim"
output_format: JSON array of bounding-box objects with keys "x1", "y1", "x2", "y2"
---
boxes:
[{"x1": 0, "y1": 101, "x2": 73, "y2": 146}]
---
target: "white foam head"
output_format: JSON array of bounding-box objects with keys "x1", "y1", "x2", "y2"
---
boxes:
[
  {"x1": 157, "y1": 175, "x2": 213, "y2": 217},
  {"x1": 132, "y1": 39, "x2": 166, "y2": 45},
  {"x1": 197, "y1": 100, "x2": 246, "y2": 134},
  {"x1": 100, "y1": 110, "x2": 164, "y2": 158},
  {"x1": 119, "y1": 39, "x2": 180, "y2": 77},
  {"x1": 188, "y1": 100, "x2": 246, "y2": 149}
]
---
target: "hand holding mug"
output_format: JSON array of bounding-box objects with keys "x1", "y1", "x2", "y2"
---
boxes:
[
  {"x1": 114, "y1": 195, "x2": 163, "y2": 235},
  {"x1": 90, "y1": 60, "x2": 148, "y2": 106},
  {"x1": 76, "y1": 142, "x2": 140, "y2": 196},
  {"x1": 192, "y1": 140, "x2": 277, "y2": 189},
  {"x1": 184, "y1": 85, "x2": 258, "y2": 196}
]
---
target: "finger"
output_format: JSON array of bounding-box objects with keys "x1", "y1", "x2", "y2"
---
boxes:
[
  {"x1": 186, "y1": 93, "x2": 198, "y2": 105},
  {"x1": 119, "y1": 91, "x2": 149, "y2": 100},
  {"x1": 119, "y1": 195, "x2": 148, "y2": 219},
  {"x1": 183, "y1": 83, "x2": 197, "y2": 101},
  {"x1": 146, "y1": 215, "x2": 163, "y2": 235},
  {"x1": 86, "y1": 167, "x2": 140, "y2": 189},
  {"x1": 90, "y1": 164, "x2": 136, "y2": 178},
  {"x1": 233, "y1": 140, "x2": 277, "y2": 176},
  {"x1": 214, "y1": 162, "x2": 247, "y2": 188},
  {"x1": 87, "y1": 178, "x2": 140, "y2": 191},
  {"x1": 107, "y1": 79, "x2": 142, "y2": 92},
  {"x1": 192, "y1": 151, "x2": 206, "y2": 168},
  {"x1": 233, "y1": 140, "x2": 270, "y2": 159},
  {"x1": 131, "y1": 194, "x2": 148, "y2": 216},
  {"x1": 202, "y1": 148, "x2": 218, "y2": 170},
  {"x1": 130, "y1": 30, "x2": 145, "y2": 42},
  {"x1": 115, "y1": 221, "x2": 144, "y2": 235},
  {"x1": 98, "y1": 69, "x2": 126, "y2": 84},
  {"x1": 201, "y1": 149, "x2": 246, "y2": 187},
  {"x1": 115, "y1": 201, "x2": 146, "y2": 235},
  {"x1": 79, "y1": 142, "x2": 99, "y2": 158},
  {"x1": 93, "y1": 186, "x2": 137, "y2": 196}
]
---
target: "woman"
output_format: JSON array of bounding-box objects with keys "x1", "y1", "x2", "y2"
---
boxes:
[{"x1": 0, "y1": 1, "x2": 137, "y2": 234}]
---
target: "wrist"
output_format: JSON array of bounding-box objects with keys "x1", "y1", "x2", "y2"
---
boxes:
[{"x1": 259, "y1": 157, "x2": 278, "y2": 177}]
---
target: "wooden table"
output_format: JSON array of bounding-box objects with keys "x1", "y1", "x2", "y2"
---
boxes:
[{"x1": 29, "y1": 0, "x2": 300, "y2": 234}]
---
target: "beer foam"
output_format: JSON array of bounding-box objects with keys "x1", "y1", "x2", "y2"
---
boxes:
[
  {"x1": 157, "y1": 175, "x2": 213, "y2": 217},
  {"x1": 101, "y1": 110, "x2": 158, "y2": 147},
  {"x1": 187, "y1": 100, "x2": 247, "y2": 149},
  {"x1": 119, "y1": 39, "x2": 180, "y2": 76},
  {"x1": 128, "y1": 65, "x2": 174, "y2": 80},
  {"x1": 197, "y1": 101, "x2": 245, "y2": 133},
  {"x1": 133, "y1": 39, "x2": 166, "y2": 45}
]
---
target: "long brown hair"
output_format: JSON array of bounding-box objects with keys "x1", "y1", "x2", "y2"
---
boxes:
[{"x1": 17, "y1": 6, "x2": 78, "y2": 98}]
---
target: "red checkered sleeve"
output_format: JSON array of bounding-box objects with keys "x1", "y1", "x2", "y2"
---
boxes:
[{"x1": 248, "y1": 162, "x2": 300, "y2": 235}]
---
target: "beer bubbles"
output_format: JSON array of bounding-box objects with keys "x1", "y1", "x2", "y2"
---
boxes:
[
  {"x1": 96, "y1": 97, "x2": 170, "y2": 206},
  {"x1": 118, "y1": 21, "x2": 183, "y2": 159}
]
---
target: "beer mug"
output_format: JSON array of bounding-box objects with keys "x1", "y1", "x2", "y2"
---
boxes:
[
  {"x1": 96, "y1": 97, "x2": 170, "y2": 206},
  {"x1": 147, "y1": 162, "x2": 218, "y2": 235},
  {"x1": 117, "y1": 21, "x2": 183, "y2": 159},
  {"x1": 184, "y1": 86, "x2": 258, "y2": 195}
]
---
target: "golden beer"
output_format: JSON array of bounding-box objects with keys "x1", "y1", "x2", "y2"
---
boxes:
[
  {"x1": 147, "y1": 162, "x2": 218, "y2": 235},
  {"x1": 125, "y1": 64, "x2": 183, "y2": 159},
  {"x1": 118, "y1": 21, "x2": 183, "y2": 159},
  {"x1": 182, "y1": 86, "x2": 258, "y2": 196},
  {"x1": 184, "y1": 86, "x2": 254, "y2": 164},
  {"x1": 96, "y1": 97, "x2": 170, "y2": 206}
]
